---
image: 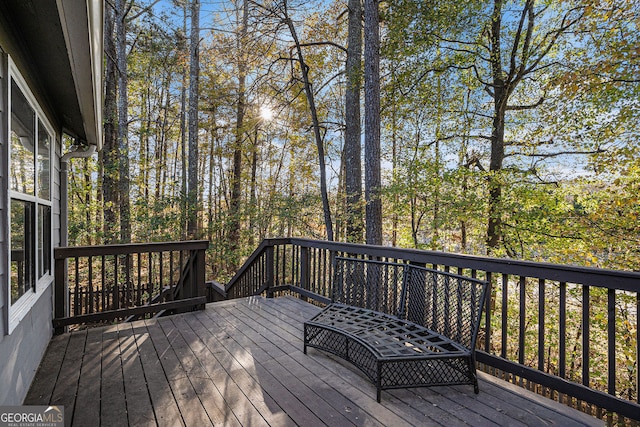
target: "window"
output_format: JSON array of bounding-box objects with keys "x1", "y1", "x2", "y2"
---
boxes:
[
  {"x1": 10, "y1": 200, "x2": 34, "y2": 303},
  {"x1": 7, "y1": 60, "x2": 54, "y2": 330},
  {"x1": 10, "y1": 79, "x2": 35, "y2": 195}
]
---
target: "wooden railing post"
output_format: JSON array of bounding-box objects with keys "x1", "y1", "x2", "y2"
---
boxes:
[
  {"x1": 54, "y1": 257, "x2": 68, "y2": 335},
  {"x1": 195, "y1": 246, "x2": 206, "y2": 309},
  {"x1": 266, "y1": 246, "x2": 274, "y2": 298},
  {"x1": 300, "y1": 246, "x2": 310, "y2": 291}
]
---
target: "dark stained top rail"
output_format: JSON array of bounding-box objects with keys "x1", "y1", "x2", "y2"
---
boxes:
[
  {"x1": 55, "y1": 240, "x2": 210, "y2": 259},
  {"x1": 278, "y1": 238, "x2": 640, "y2": 291}
]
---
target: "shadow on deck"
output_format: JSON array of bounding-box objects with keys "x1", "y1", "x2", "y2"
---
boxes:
[{"x1": 25, "y1": 296, "x2": 602, "y2": 426}]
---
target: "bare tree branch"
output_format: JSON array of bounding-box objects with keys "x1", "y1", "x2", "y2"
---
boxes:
[
  {"x1": 297, "y1": 41, "x2": 347, "y2": 53},
  {"x1": 506, "y1": 148, "x2": 605, "y2": 159},
  {"x1": 127, "y1": 0, "x2": 162, "y2": 22},
  {"x1": 506, "y1": 95, "x2": 545, "y2": 111}
]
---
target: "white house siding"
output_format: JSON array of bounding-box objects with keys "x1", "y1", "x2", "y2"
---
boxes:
[
  {"x1": 0, "y1": 287, "x2": 53, "y2": 404},
  {"x1": 0, "y1": 55, "x2": 57, "y2": 406}
]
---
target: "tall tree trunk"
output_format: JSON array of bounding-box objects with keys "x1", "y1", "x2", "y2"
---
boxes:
[
  {"x1": 142, "y1": 87, "x2": 151, "y2": 201},
  {"x1": 249, "y1": 127, "x2": 258, "y2": 247},
  {"x1": 486, "y1": 0, "x2": 505, "y2": 253},
  {"x1": 103, "y1": 4, "x2": 118, "y2": 244},
  {"x1": 115, "y1": 0, "x2": 131, "y2": 243},
  {"x1": 96, "y1": 149, "x2": 104, "y2": 239},
  {"x1": 229, "y1": 0, "x2": 248, "y2": 261},
  {"x1": 431, "y1": 74, "x2": 443, "y2": 250},
  {"x1": 484, "y1": 0, "x2": 578, "y2": 254},
  {"x1": 180, "y1": 5, "x2": 188, "y2": 238},
  {"x1": 459, "y1": 85, "x2": 473, "y2": 254},
  {"x1": 344, "y1": 0, "x2": 363, "y2": 243},
  {"x1": 156, "y1": 70, "x2": 172, "y2": 202},
  {"x1": 285, "y1": 12, "x2": 334, "y2": 241},
  {"x1": 390, "y1": 70, "x2": 398, "y2": 248},
  {"x1": 187, "y1": 0, "x2": 200, "y2": 238},
  {"x1": 208, "y1": 112, "x2": 216, "y2": 243},
  {"x1": 364, "y1": 0, "x2": 382, "y2": 245}
]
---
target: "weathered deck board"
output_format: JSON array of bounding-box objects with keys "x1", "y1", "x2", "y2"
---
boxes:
[
  {"x1": 100, "y1": 324, "x2": 128, "y2": 426},
  {"x1": 50, "y1": 331, "x2": 86, "y2": 427},
  {"x1": 24, "y1": 333, "x2": 70, "y2": 404},
  {"x1": 199, "y1": 303, "x2": 358, "y2": 426},
  {"x1": 72, "y1": 327, "x2": 102, "y2": 427},
  {"x1": 191, "y1": 310, "x2": 321, "y2": 425},
  {"x1": 117, "y1": 322, "x2": 156, "y2": 426},
  {"x1": 132, "y1": 321, "x2": 184, "y2": 426},
  {"x1": 176, "y1": 314, "x2": 294, "y2": 427},
  {"x1": 144, "y1": 316, "x2": 213, "y2": 426},
  {"x1": 157, "y1": 316, "x2": 251, "y2": 426},
  {"x1": 25, "y1": 296, "x2": 602, "y2": 426}
]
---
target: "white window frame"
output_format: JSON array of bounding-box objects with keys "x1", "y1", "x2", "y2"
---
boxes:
[{"x1": 6, "y1": 57, "x2": 54, "y2": 334}]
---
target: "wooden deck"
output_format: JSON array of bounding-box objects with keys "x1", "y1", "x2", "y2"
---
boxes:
[{"x1": 26, "y1": 296, "x2": 602, "y2": 426}]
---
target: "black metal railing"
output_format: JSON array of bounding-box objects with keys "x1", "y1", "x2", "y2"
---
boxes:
[
  {"x1": 221, "y1": 237, "x2": 640, "y2": 423},
  {"x1": 54, "y1": 240, "x2": 208, "y2": 333}
]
